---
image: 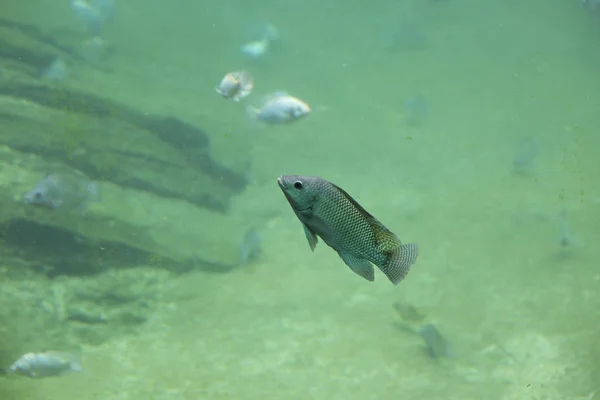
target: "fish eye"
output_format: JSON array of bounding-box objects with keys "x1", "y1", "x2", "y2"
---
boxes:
[
  {"x1": 33, "y1": 192, "x2": 43, "y2": 200},
  {"x1": 293, "y1": 181, "x2": 303, "y2": 190}
]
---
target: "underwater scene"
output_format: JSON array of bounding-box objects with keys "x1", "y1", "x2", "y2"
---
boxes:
[{"x1": 0, "y1": 0, "x2": 599, "y2": 399}]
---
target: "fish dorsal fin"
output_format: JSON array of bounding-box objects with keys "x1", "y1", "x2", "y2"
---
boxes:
[
  {"x1": 331, "y1": 183, "x2": 375, "y2": 219},
  {"x1": 263, "y1": 91, "x2": 289, "y2": 103},
  {"x1": 332, "y1": 183, "x2": 401, "y2": 251},
  {"x1": 372, "y1": 220, "x2": 402, "y2": 252}
]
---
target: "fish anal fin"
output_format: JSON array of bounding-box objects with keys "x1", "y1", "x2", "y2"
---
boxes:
[
  {"x1": 339, "y1": 251, "x2": 375, "y2": 282},
  {"x1": 302, "y1": 223, "x2": 318, "y2": 251},
  {"x1": 380, "y1": 243, "x2": 418, "y2": 284}
]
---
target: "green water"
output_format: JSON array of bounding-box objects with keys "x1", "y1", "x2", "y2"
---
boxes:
[{"x1": 1, "y1": 0, "x2": 599, "y2": 399}]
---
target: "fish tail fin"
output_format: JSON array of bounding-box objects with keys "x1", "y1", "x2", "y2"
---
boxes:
[
  {"x1": 245, "y1": 105, "x2": 258, "y2": 121},
  {"x1": 381, "y1": 243, "x2": 418, "y2": 284},
  {"x1": 245, "y1": 105, "x2": 264, "y2": 130},
  {"x1": 237, "y1": 71, "x2": 254, "y2": 101}
]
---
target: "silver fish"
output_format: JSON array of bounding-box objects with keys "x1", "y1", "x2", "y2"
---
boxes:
[
  {"x1": 71, "y1": 0, "x2": 114, "y2": 34},
  {"x1": 9, "y1": 351, "x2": 82, "y2": 378},
  {"x1": 241, "y1": 39, "x2": 270, "y2": 58},
  {"x1": 24, "y1": 173, "x2": 99, "y2": 210},
  {"x1": 277, "y1": 175, "x2": 418, "y2": 284},
  {"x1": 240, "y1": 23, "x2": 278, "y2": 58},
  {"x1": 247, "y1": 92, "x2": 310, "y2": 124},
  {"x1": 216, "y1": 70, "x2": 253, "y2": 102}
]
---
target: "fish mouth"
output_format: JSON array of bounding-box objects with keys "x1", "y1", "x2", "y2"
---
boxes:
[
  {"x1": 277, "y1": 176, "x2": 287, "y2": 189},
  {"x1": 278, "y1": 176, "x2": 308, "y2": 212}
]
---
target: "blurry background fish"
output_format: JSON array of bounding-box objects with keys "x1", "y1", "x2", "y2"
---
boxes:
[
  {"x1": 392, "y1": 301, "x2": 452, "y2": 359},
  {"x1": 78, "y1": 36, "x2": 109, "y2": 63},
  {"x1": 238, "y1": 228, "x2": 262, "y2": 265},
  {"x1": 23, "y1": 172, "x2": 100, "y2": 211},
  {"x1": 9, "y1": 351, "x2": 82, "y2": 378},
  {"x1": 38, "y1": 58, "x2": 69, "y2": 82},
  {"x1": 240, "y1": 22, "x2": 279, "y2": 58},
  {"x1": 246, "y1": 92, "x2": 311, "y2": 125},
  {"x1": 216, "y1": 70, "x2": 254, "y2": 102},
  {"x1": 71, "y1": 0, "x2": 115, "y2": 35},
  {"x1": 416, "y1": 323, "x2": 453, "y2": 359}
]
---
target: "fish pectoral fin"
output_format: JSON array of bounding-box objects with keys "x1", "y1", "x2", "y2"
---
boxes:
[
  {"x1": 380, "y1": 243, "x2": 418, "y2": 285},
  {"x1": 302, "y1": 223, "x2": 318, "y2": 251},
  {"x1": 338, "y1": 251, "x2": 375, "y2": 282}
]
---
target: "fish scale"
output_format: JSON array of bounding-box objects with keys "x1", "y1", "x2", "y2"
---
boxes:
[
  {"x1": 315, "y1": 182, "x2": 378, "y2": 258},
  {"x1": 278, "y1": 175, "x2": 418, "y2": 284}
]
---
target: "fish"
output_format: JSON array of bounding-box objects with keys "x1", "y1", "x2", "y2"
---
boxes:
[
  {"x1": 241, "y1": 39, "x2": 270, "y2": 58},
  {"x1": 416, "y1": 323, "x2": 453, "y2": 359},
  {"x1": 216, "y1": 71, "x2": 254, "y2": 102},
  {"x1": 24, "y1": 173, "x2": 100, "y2": 210},
  {"x1": 38, "y1": 58, "x2": 68, "y2": 82},
  {"x1": 247, "y1": 92, "x2": 311, "y2": 125},
  {"x1": 277, "y1": 175, "x2": 418, "y2": 284},
  {"x1": 79, "y1": 36, "x2": 108, "y2": 63},
  {"x1": 71, "y1": 0, "x2": 114, "y2": 34},
  {"x1": 9, "y1": 351, "x2": 82, "y2": 378},
  {"x1": 239, "y1": 228, "x2": 262, "y2": 264},
  {"x1": 240, "y1": 23, "x2": 279, "y2": 58},
  {"x1": 391, "y1": 305, "x2": 452, "y2": 359},
  {"x1": 393, "y1": 301, "x2": 428, "y2": 323}
]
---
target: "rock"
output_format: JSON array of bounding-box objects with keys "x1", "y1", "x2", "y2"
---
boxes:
[{"x1": 0, "y1": 16, "x2": 251, "y2": 273}]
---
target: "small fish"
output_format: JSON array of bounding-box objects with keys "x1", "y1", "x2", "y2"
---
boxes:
[
  {"x1": 71, "y1": 0, "x2": 113, "y2": 34},
  {"x1": 241, "y1": 22, "x2": 279, "y2": 58},
  {"x1": 24, "y1": 173, "x2": 100, "y2": 210},
  {"x1": 247, "y1": 93, "x2": 310, "y2": 125},
  {"x1": 216, "y1": 71, "x2": 254, "y2": 102},
  {"x1": 247, "y1": 22, "x2": 279, "y2": 42},
  {"x1": 9, "y1": 351, "x2": 82, "y2": 378},
  {"x1": 416, "y1": 323, "x2": 453, "y2": 359},
  {"x1": 241, "y1": 39, "x2": 270, "y2": 58},
  {"x1": 239, "y1": 228, "x2": 262, "y2": 264},
  {"x1": 277, "y1": 175, "x2": 418, "y2": 284},
  {"x1": 79, "y1": 36, "x2": 108, "y2": 63},
  {"x1": 393, "y1": 301, "x2": 428, "y2": 323}
]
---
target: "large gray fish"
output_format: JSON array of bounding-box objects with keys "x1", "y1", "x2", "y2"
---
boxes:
[{"x1": 277, "y1": 175, "x2": 418, "y2": 284}]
